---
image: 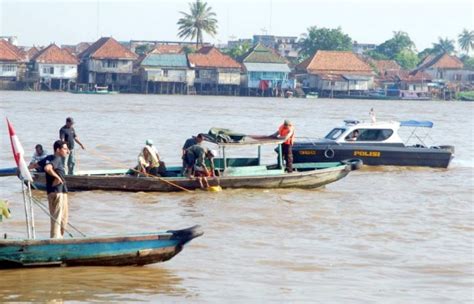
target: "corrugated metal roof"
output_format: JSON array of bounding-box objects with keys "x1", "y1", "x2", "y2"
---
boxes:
[
  {"x1": 342, "y1": 74, "x2": 372, "y2": 81},
  {"x1": 141, "y1": 54, "x2": 188, "y2": 67},
  {"x1": 244, "y1": 63, "x2": 290, "y2": 72}
]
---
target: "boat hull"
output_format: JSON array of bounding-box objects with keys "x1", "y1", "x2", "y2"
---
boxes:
[
  {"x1": 0, "y1": 226, "x2": 202, "y2": 268},
  {"x1": 32, "y1": 164, "x2": 354, "y2": 192},
  {"x1": 293, "y1": 143, "x2": 453, "y2": 168}
]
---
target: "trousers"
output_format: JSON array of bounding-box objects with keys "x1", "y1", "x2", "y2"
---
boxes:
[{"x1": 47, "y1": 192, "x2": 69, "y2": 238}]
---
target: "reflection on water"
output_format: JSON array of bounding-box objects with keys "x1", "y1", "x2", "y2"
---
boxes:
[
  {"x1": 0, "y1": 266, "x2": 190, "y2": 302},
  {"x1": 0, "y1": 92, "x2": 472, "y2": 302}
]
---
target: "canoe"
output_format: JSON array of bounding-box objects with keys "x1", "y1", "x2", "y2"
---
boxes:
[
  {"x1": 0, "y1": 225, "x2": 202, "y2": 268},
  {"x1": 0, "y1": 167, "x2": 17, "y2": 177},
  {"x1": 32, "y1": 160, "x2": 361, "y2": 192}
]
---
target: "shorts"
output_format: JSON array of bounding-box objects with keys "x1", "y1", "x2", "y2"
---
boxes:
[{"x1": 194, "y1": 165, "x2": 211, "y2": 177}]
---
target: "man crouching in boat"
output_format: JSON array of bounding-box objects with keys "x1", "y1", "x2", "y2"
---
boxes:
[
  {"x1": 184, "y1": 146, "x2": 217, "y2": 188},
  {"x1": 137, "y1": 145, "x2": 163, "y2": 176},
  {"x1": 37, "y1": 140, "x2": 69, "y2": 239}
]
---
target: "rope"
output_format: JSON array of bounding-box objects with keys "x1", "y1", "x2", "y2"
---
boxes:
[
  {"x1": 86, "y1": 148, "x2": 193, "y2": 193},
  {"x1": 29, "y1": 182, "x2": 86, "y2": 237}
]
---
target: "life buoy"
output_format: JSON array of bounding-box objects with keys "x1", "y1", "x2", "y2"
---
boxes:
[{"x1": 324, "y1": 147, "x2": 335, "y2": 159}]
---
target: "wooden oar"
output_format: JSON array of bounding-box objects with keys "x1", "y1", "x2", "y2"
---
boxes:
[{"x1": 87, "y1": 148, "x2": 193, "y2": 193}]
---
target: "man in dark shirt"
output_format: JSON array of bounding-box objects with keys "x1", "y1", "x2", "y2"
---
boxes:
[
  {"x1": 37, "y1": 140, "x2": 70, "y2": 238},
  {"x1": 59, "y1": 117, "x2": 85, "y2": 175},
  {"x1": 181, "y1": 134, "x2": 202, "y2": 175}
]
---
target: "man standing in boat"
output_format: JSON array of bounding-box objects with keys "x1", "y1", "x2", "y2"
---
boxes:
[
  {"x1": 37, "y1": 140, "x2": 70, "y2": 239},
  {"x1": 59, "y1": 117, "x2": 85, "y2": 175},
  {"x1": 272, "y1": 119, "x2": 295, "y2": 173}
]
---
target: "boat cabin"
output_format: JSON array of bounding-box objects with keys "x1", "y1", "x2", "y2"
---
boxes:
[{"x1": 323, "y1": 120, "x2": 434, "y2": 145}]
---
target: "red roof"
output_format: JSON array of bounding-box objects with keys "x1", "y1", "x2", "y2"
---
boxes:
[
  {"x1": 31, "y1": 44, "x2": 78, "y2": 64},
  {"x1": 25, "y1": 47, "x2": 40, "y2": 61},
  {"x1": 0, "y1": 39, "x2": 22, "y2": 61},
  {"x1": 80, "y1": 37, "x2": 137, "y2": 60},
  {"x1": 188, "y1": 46, "x2": 241, "y2": 69},
  {"x1": 378, "y1": 70, "x2": 432, "y2": 83},
  {"x1": 417, "y1": 53, "x2": 463, "y2": 70},
  {"x1": 151, "y1": 45, "x2": 186, "y2": 54},
  {"x1": 373, "y1": 60, "x2": 401, "y2": 74},
  {"x1": 296, "y1": 50, "x2": 373, "y2": 75}
]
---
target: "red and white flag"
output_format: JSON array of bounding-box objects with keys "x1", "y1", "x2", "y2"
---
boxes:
[{"x1": 7, "y1": 118, "x2": 33, "y2": 182}]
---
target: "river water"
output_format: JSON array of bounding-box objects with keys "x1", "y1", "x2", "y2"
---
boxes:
[{"x1": 0, "y1": 91, "x2": 472, "y2": 303}]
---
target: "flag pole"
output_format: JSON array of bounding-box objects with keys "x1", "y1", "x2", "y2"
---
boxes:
[
  {"x1": 20, "y1": 180, "x2": 32, "y2": 239},
  {"x1": 27, "y1": 181, "x2": 36, "y2": 239}
]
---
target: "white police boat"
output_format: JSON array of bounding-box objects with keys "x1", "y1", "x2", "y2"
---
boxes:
[{"x1": 292, "y1": 120, "x2": 454, "y2": 168}]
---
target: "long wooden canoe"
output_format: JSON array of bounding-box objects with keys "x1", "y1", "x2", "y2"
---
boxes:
[
  {"x1": 0, "y1": 225, "x2": 202, "y2": 268},
  {"x1": 32, "y1": 160, "x2": 362, "y2": 192}
]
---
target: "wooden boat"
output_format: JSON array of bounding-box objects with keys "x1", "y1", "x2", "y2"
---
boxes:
[
  {"x1": 0, "y1": 225, "x2": 202, "y2": 268},
  {"x1": 69, "y1": 86, "x2": 118, "y2": 95},
  {"x1": 0, "y1": 167, "x2": 16, "y2": 177},
  {"x1": 305, "y1": 91, "x2": 319, "y2": 99},
  {"x1": 32, "y1": 136, "x2": 362, "y2": 192}
]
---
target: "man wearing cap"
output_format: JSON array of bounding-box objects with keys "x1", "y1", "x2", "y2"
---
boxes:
[
  {"x1": 272, "y1": 119, "x2": 295, "y2": 173},
  {"x1": 59, "y1": 117, "x2": 85, "y2": 175}
]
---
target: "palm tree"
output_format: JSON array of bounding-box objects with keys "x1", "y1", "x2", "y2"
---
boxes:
[
  {"x1": 431, "y1": 37, "x2": 455, "y2": 55},
  {"x1": 458, "y1": 29, "x2": 474, "y2": 53},
  {"x1": 177, "y1": 0, "x2": 218, "y2": 48}
]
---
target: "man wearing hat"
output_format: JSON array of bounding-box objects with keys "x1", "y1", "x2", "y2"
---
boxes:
[
  {"x1": 272, "y1": 119, "x2": 295, "y2": 173},
  {"x1": 59, "y1": 117, "x2": 85, "y2": 175}
]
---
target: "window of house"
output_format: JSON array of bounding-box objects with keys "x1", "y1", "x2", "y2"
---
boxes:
[
  {"x1": 468, "y1": 74, "x2": 474, "y2": 81},
  {"x1": 60, "y1": 66, "x2": 65, "y2": 74},
  {"x1": 454, "y1": 74, "x2": 462, "y2": 81},
  {"x1": 2, "y1": 65, "x2": 16, "y2": 72},
  {"x1": 102, "y1": 60, "x2": 118, "y2": 68},
  {"x1": 112, "y1": 74, "x2": 117, "y2": 81},
  {"x1": 42, "y1": 66, "x2": 54, "y2": 74},
  {"x1": 163, "y1": 70, "x2": 168, "y2": 77},
  {"x1": 195, "y1": 70, "x2": 200, "y2": 78}
]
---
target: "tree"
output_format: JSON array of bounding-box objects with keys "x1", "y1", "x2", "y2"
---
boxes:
[
  {"x1": 135, "y1": 44, "x2": 153, "y2": 56},
  {"x1": 431, "y1": 37, "x2": 455, "y2": 55},
  {"x1": 460, "y1": 55, "x2": 474, "y2": 69},
  {"x1": 225, "y1": 41, "x2": 251, "y2": 60},
  {"x1": 458, "y1": 29, "x2": 474, "y2": 53},
  {"x1": 373, "y1": 31, "x2": 415, "y2": 59},
  {"x1": 177, "y1": 0, "x2": 218, "y2": 47},
  {"x1": 417, "y1": 47, "x2": 434, "y2": 60},
  {"x1": 299, "y1": 26, "x2": 352, "y2": 58},
  {"x1": 394, "y1": 49, "x2": 419, "y2": 69}
]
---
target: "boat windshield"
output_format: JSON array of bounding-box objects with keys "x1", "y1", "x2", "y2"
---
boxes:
[{"x1": 325, "y1": 128, "x2": 346, "y2": 140}]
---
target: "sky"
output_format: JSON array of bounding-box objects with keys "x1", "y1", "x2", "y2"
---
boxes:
[{"x1": 0, "y1": 0, "x2": 473, "y2": 51}]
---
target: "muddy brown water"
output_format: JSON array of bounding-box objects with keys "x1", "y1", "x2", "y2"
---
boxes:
[{"x1": 0, "y1": 92, "x2": 472, "y2": 303}]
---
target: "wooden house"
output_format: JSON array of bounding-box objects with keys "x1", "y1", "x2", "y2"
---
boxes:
[
  {"x1": 79, "y1": 37, "x2": 138, "y2": 91},
  {"x1": 0, "y1": 39, "x2": 22, "y2": 88},
  {"x1": 295, "y1": 50, "x2": 374, "y2": 96},
  {"x1": 240, "y1": 43, "x2": 291, "y2": 96},
  {"x1": 414, "y1": 53, "x2": 473, "y2": 84},
  {"x1": 138, "y1": 53, "x2": 194, "y2": 94},
  {"x1": 29, "y1": 43, "x2": 78, "y2": 91},
  {"x1": 188, "y1": 46, "x2": 241, "y2": 95}
]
